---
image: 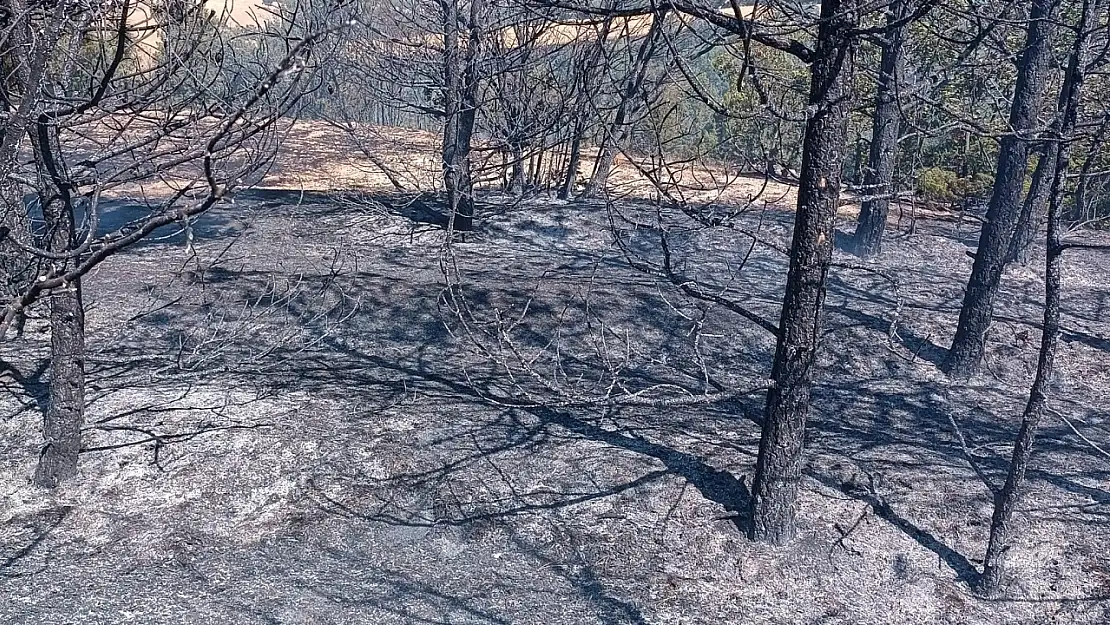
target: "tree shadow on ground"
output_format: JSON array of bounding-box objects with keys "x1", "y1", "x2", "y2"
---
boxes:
[
  {"x1": 294, "y1": 558, "x2": 519, "y2": 625},
  {"x1": 525, "y1": 405, "x2": 752, "y2": 532},
  {"x1": 824, "y1": 272, "x2": 951, "y2": 366},
  {"x1": 0, "y1": 505, "x2": 73, "y2": 578},
  {"x1": 506, "y1": 530, "x2": 650, "y2": 625},
  {"x1": 80, "y1": 195, "x2": 1110, "y2": 603},
  {"x1": 299, "y1": 335, "x2": 754, "y2": 534},
  {"x1": 240, "y1": 189, "x2": 527, "y2": 233},
  {"x1": 825, "y1": 300, "x2": 949, "y2": 366},
  {"x1": 812, "y1": 379, "x2": 1110, "y2": 510},
  {"x1": 93, "y1": 255, "x2": 1103, "y2": 586},
  {"x1": 805, "y1": 468, "x2": 980, "y2": 583},
  {"x1": 0, "y1": 355, "x2": 48, "y2": 418}
]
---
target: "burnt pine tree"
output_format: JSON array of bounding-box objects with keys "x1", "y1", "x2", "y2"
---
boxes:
[
  {"x1": 559, "y1": 16, "x2": 612, "y2": 200},
  {"x1": 580, "y1": 10, "x2": 667, "y2": 199},
  {"x1": 0, "y1": 1, "x2": 91, "y2": 487},
  {"x1": 544, "y1": 0, "x2": 931, "y2": 542},
  {"x1": 943, "y1": 0, "x2": 1059, "y2": 378},
  {"x1": 851, "y1": 0, "x2": 912, "y2": 257},
  {"x1": 748, "y1": 0, "x2": 860, "y2": 543},
  {"x1": 1007, "y1": 143, "x2": 1054, "y2": 264},
  {"x1": 976, "y1": 0, "x2": 1097, "y2": 596},
  {"x1": 0, "y1": 1, "x2": 344, "y2": 486},
  {"x1": 0, "y1": 0, "x2": 50, "y2": 339},
  {"x1": 30, "y1": 122, "x2": 86, "y2": 488},
  {"x1": 441, "y1": 0, "x2": 482, "y2": 232}
]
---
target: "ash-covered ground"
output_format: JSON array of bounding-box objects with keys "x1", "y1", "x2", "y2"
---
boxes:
[{"x1": 2, "y1": 189, "x2": 1108, "y2": 624}]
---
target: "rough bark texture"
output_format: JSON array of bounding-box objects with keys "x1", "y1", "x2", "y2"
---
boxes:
[
  {"x1": 31, "y1": 122, "x2": 86, "y2": 488},
  {"x1": 0, "y1": 0, "x2": 49, "y2": 338},
  {"x1": 583, "y1": 141, "x2": 618, "y2": 200},
  {"x1": 581, "y1": 11, "x2": 664, "y2": 200},
  {"x1": 943, "y1": 0, "x2": 1058, "y2": 378},
  {"x1": 34, "y1": 277, "x2": 85, "y2": 487},
  {"x1": 851, "y1": 0, "x2": 910, "y2": 257},
  {"x1": 441, "y1": 0, "x2": 480, "y2": 233},
  {"x1": 1007, "y1": 144, "x2": 1055, "y2": 265},
  {"x1": 977, "y1": 162, "x2": 1062, "y2": 597},
  {"x1": 559, "y1": 132, "x2": 584, "y2": 200},
  {"x1": 748, "y1": 0, "x2": 856, "y2": 544},
  {"x1": 1071, "y1": 117, "x2": 1108, "y2": 222},
  {"x1": 976, "y1": 0, "x2": 1094, "y2": 596}
]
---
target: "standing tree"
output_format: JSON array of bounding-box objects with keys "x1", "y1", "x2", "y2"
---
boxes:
[
  {"x1": 557, "y1": 15, "x2": 613, "y2": 199},
  {"x1": 1007, "y1": 143, "x2": 1054, "y2": 264},
  {"x1": 0, "y1": 0, "x2": 345, "y2": 486},
  {"x1": 850, "y1": 0, "x2": 913, "y2": 257},
  {"x1": 943, "y1": 0, "x2": 1060, "y2": 378},
  {"x1": 976, "y1": 0, "x2": 1099, "y2": 595},
  {"x1": 536, "y1": 0, "x2": 936, "y2": 543},
  {"x1": 748, "y1": 0, "x2": 862, "y2": 543},
  {"x1": 441, "y1": 0, "x2": 483, "y2": 232},
  {"x1": 580, "y1": 9, "x2": 668, "y2": 199}
]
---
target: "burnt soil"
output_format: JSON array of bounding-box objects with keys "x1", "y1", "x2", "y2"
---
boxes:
[{"x1": 2, "y1": 190, "x2": 1108, "y2": 625}]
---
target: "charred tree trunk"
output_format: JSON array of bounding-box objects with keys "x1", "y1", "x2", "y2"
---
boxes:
[
  {"x1": 0, "y1": 1, "x2": 49, "y2": 338},
  {"x1": 559, "y1": 128, "x2": 585, "y2": 200},
  {"x1": 1007, "y1": 143, "x2": 1055, "y2": 265},
  {"x1": 442, "y1": 0, "x2": 463, "y2": 227},
  {"x1": 31, "y1": 122, "x2": 86, "y2": 488},
  {"x1": 530, "y1": 138, "x2": 543, "y2": 189},
  {"x1": 581, "y1": 11, "x2": 665, "y2": 200},
  {"x1": 851, "y1": 0, "x2": 910, "y2": 257},
  {"x1": 35, "y1": 272, "x2": 84, "y2": 487},
  {"x1": 558, "y1": 18, "x2": 611, "y2": 200},
  {"x1": 1071, "y1": 116, "x2": 1108, "y2": 223},
  {"x1": 508, "y1": 141, "x2": 525, "y2": 196},
  {"x1": 748, "y1": 0, "x2": 857, "y2": 544},
  {"x1": 976, "y1": 0, "x2": 1094, "y2": 596},
  {"x1": 943, "y1": 0, "x2": 1058, "y2": 378},
  {"x1": 456, "y1": 0, "x2": 481, "y2": 230},
  {"x1": 441, "y1": 0, "x2": 480, "y2": 233}
]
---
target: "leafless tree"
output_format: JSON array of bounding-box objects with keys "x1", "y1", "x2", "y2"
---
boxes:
[
  {"x1": 943, "y1": 0, "x2": 1062, "y2": 378},
  {"x1": 464, "y1": 0, "x2": 941, "y2": 545},
  {"x1": 977, "y1": 0, "x2": 1103, "y2": 596},
  {"x1": 850, "y1": 0, "x2": 913, "y2": 257},
  {"x1": 579, "y1": 9, "x2": 669, "y2": 199},
  {"x1": 0, "y1": 0, "x2": 349, "y2": 486}
]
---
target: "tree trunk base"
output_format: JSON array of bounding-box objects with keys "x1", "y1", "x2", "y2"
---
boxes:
[
  {"x1": 33, "y1": 442, "x2": 79, "y2": 488},
  {"x1": 974, "y1": 567, "x2": 1006, "y2": 598}
]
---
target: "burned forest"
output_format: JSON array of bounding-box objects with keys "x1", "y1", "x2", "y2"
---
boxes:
[{"x1": 1, "y1": 0, "x2": 1109, "y2": 623}]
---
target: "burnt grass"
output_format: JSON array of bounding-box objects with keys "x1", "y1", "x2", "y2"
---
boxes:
[{"x1": 1, "y1": 189, "x2": 1108, "y2": 624}]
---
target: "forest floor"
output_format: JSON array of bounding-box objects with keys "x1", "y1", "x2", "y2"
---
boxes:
[{"x1": 1, "y1": 159, "x2": 1109, "y2": 624}]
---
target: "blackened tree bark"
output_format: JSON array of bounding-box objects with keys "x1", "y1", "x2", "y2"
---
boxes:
[
  {"x1": 35, "y1": 275, "x2": 85, "y2": 487},
  {"x1": 1, "y1": 0, "x2": 87, "y2": 487},
  {"x1": 851, "y1": 0, "x2": 911, "y2": 257},
  {"x1": 943, "y1": 0, "x2": 1059, "y2": 378},
  {"x1": 559, "y1": 17, "x2": 612, "y2": 200},
  {"x1": 441, "y1": 0, "x2": 461, "y2": 212},
  {"x1": 31, "y1": 122, "x2": 86, "y2": 488},
  {"x1": 1007, "y1": 143, "x2": 1055, "y2": 265},
  {"x1": 559, "y1": 116, "x2": 586, "y2": 199},
  {"x1": 748, "y1": 0, "x2": 858, "y2": 544},
  {"x1": 976, "y1": 0, "x2": 1096, "y2": 596},
  {"x1": 1070, "y1": 112, "x2": 1109, "y2": 223},
  {"x1": 508, "y1": 138, "x2": 526, "y2": 195},
  {"x1": 581, "y1": 10, "x2": 666, "y2": 199},
  {"x1": 457, "y1": 0, "x2": 481, "y2": 227},
  {"x1": 1, "y1": 2, "x2": 343, "y2": 485},
  {"x1": 0, "y1": 0, "x2": 51, "y2": 337},
  {"x1": 441, "y1": 0, "x2": 481, "y2": 232}
]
